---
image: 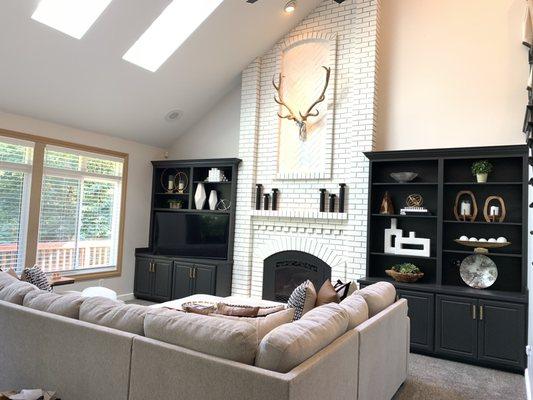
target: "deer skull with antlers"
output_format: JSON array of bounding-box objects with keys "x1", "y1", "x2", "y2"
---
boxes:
[{"x1": 272, "y1": 66, "x2": 331, "y2": 141}]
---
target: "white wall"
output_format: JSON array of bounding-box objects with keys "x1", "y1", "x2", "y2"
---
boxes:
[
  {"x1": 376, "y1": 0, "x2": 527, "y2": 150},
  {"x1": 0, "y1": 110, "x2": 165, "y2": 297},
  {"x1": 168, "y1": 82, "x2": 241, "y2": 159}
]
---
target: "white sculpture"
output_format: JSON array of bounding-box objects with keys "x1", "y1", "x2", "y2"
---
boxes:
[{"x1": 384, "y1": 218, "x2": 430, "y2": 258}]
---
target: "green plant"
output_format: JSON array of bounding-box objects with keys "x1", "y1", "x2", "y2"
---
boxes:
[
  {"x1": 471, "y1": 160, "x2": 493, "y2": 175},
  {"x1": 391, "y1": 263, "x2": 421, "y2": 274}
]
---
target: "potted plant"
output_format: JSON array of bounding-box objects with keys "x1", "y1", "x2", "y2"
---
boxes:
[
  {"x1": 385, "y1": 263, "x2": 424, "y2": 283},
  {"x1": 471, "y1": 160, "x2": 493, "y2": 183},
  {"x1": 168, "y1": 199, "x2": 183, "y2": 209}
]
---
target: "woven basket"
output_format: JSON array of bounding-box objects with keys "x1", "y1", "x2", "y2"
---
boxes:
[{"x1": 385, "y1": 269, "x2": 424, "y2": 283}]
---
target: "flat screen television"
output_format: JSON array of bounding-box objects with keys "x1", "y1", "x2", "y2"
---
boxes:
[{"x1": 153, "y1": 212, "x2": 229, "y2": 259}]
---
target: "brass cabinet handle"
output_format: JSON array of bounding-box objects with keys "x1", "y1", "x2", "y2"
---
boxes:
[
  {"x1": 479, "y1": 305, "x2": 484, "y2": 321},
  {"x1": 193, "y1": 267, "x2": 197, "y2": 279},
  {"x1": 189, "y1": 267, "x2": 193, "y2": 279},
  {"x1": 472, "y1": 305, "x2": 476, "y2": 320},
  {"x1": 152, "y1": 262, "x2": 156, "y2": 273},
  {"x1": 148, "y1": 261, "x2": 153, "y2": 273}
]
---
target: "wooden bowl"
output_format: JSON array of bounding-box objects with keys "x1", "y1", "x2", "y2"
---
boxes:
[
  {"x1": 181, "y1": 301, "x2": 218, "y2": 315},
  {"x1": 385, "y1": 269, "x2": 424, "y2": 283}
]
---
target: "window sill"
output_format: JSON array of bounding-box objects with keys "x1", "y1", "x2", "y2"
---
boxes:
[{"x1": 48, "y1": 267, "x2": 121, "y2": 282}]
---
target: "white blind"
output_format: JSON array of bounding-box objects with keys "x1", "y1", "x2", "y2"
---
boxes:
[
  {"x1": 37, "y1": 146, "x2": 123, "y2": 273},
  {"x1": 0, "y1": 138, "x2": 33, "y2": 272}
]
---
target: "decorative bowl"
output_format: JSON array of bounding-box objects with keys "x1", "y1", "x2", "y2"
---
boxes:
[
  {"x1": 385, "y1": 269, "x2": 424, "y2": 283},
  {"x1": 454, "y1": 239, "x2": 510, "y2": 249},
  {"x1": 390, "y1": 172, "x2": 418, "y2": 183}
]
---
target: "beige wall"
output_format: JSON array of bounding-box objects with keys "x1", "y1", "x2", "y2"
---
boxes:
[
  {"x1": 0, "y1": 111, "x2": 165, "y2": 297},
  {"x1": 168, "y1": 83, "x2": 241, "y2": 159},
  {"x1": 376, "y1": 0, "x2": 527, "y2": 150}
]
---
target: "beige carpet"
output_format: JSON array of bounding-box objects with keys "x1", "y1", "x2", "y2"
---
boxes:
[{"x1": 394, "y1": 353, "x2": 526, "y2": 400}]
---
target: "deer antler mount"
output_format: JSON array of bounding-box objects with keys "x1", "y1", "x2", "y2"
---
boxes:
[{"x1": 272, "y1": 66, "x2": 331, "y2": 141}]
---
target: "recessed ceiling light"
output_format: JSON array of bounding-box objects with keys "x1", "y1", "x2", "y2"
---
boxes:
[
  {"x1": 123, "y1": 0, "x2": 224, "y2": 73},
  {"x1": 284, "y1": 1, "x2": 296, "y2": 13},
  {"x1": 31, "y1": 0, "x2": 113, "y2": 39},
  {"x1": 165, "y1": 109, "x2": 184, "y2": 122}
]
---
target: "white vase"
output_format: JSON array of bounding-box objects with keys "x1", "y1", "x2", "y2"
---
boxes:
[
  {"x1": 476, "y1": 173, "x2": 488, "y2": 183},
  {"x1": 194, "y1": 183, "x2": 207, "y2": 209},
  {"x1": 209, "y1": 190, "x2": 218, "y2": 210}
]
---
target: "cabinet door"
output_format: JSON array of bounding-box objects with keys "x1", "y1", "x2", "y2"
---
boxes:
[
  {"x1": 193, "y1": 264, "x2": 216, "y2": 295},
  {"x1": 172, "y1": 263, "x2": 193, "y2": 300},
  {"x1": 134, "y1": 257, "x2": 152, "y2": 298},
  {"x1": 398, "y1": 290, "x2": 434, "y2": 352},
  {"x1": 152, "y1": 260, "x2": 173, "y2": 301},
  {"x1": 478, "y1": 300, "x2": 526, "y2": 369},
  {"x1": 436, "y1": 295, "x2": 478, "y2": 361}
]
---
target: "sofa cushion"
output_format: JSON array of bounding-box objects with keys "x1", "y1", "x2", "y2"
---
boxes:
[
  {"x1": 80, "y1": 297, "x2": 149, "y2": 335},
  {"x1": 23, "y1": 290, "x2": 84, "y2": 319},
  {"x1": 340, "y1": 294, "x2": 369, "y2": 329},
  {"x1": 0, "y1": 270, "x2": 19, "y2": 290},
  {"x1": 144, "y1": 308, "x2": 259, "y2": 364},
  {"x1": 287, "y1": 280, "x2": 317, "y2": 320},
  {"x1": 211, "y1": 307, "x2": 295, "y2": 342},
  {"x1": 316, "y1": 279, "x2": 339, "y2": 306},
  {"x1": 0, "y1": 281, "x2": 38, "y2": 305},
  {"x1": 356, "y1": 282, "x2": 396, "y2": 317},
  {"x1": 255, "y1": 303, "x2": 349, "y2": 373}
]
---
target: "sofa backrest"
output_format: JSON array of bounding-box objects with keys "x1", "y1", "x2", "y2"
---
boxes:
[
  {"x1": 0, "y1": 280, "x2": 38, "y2": 305},
  {"x1": 254, "y1": 302, "x2": 350, "y2": 373},
  {"x1": 355, "y1": 282, "x2": 396, "y2": 317},
  {"x1": 144, "y1": 308, "x2": 260, "y2": 364},
  {"x1": 0, "y1": 300, "x2": 134, "y2": 400},
  {"x1": 23, "y1": 290, "x2": 84, "y2": 319}
]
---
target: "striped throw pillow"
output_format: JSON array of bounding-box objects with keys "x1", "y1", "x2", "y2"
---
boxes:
[{"x1": 21, "y1": 266, "x2": 51, "y2": 292}]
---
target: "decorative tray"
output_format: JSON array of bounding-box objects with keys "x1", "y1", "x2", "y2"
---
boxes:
[{"x1": 454, "y1": 239, "x2": 511, "y2": 249}]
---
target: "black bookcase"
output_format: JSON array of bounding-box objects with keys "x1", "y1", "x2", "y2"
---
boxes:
[
  {"x1": 359, "y1": 145, "x2": 528, "y2": 372},
  {"x1": 134, "y1": 158, "x2": 241, "y2": 302}
]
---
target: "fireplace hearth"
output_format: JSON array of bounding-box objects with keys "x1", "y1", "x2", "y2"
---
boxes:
[{"x1": 262, "y1": 251, "x2": 331, "y2": 302}]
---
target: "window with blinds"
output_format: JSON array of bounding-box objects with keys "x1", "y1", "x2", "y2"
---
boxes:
[
  {"x1": 0, "y1": 138, "x2": 33, "y2": 272},
  {"x1": 37, "y1": 146, "x2": 123, "y2": 274}
]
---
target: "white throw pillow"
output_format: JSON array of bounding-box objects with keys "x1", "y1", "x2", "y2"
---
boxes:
[{"x1": 287, "y1": 280, "x2": 317, "y2": 320}]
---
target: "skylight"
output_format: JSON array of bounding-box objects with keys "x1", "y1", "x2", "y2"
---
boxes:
[
  {"x1": 123, "y1": 0, "x2": 224, "y2": 72},
  {"x1": 31, "y1": 0, "x2": 113, "y2": 39}
]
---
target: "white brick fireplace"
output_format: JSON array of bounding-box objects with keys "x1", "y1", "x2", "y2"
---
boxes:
[{"x1": 232, "y1": 0, "x2": 380, "y2": 298}]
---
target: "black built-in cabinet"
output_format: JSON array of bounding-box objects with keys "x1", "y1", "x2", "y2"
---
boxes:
[
  {"x1": 134, "y1": 158, "x2": 241, "y2": 302},
  {"x1": 359, "y1": 145, "x2": 528, "y2": 372}
]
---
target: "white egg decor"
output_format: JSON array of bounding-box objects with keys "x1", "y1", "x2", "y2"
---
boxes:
[
  {"x1": 478, "y1": 238, "x2": 487, "y2": 242},
  {"x1": 497, "y1": 237, "x2": 507, "y2": 243},
  {"x1": 469, "y1": 237, "x2": 478, "y2": 242}
]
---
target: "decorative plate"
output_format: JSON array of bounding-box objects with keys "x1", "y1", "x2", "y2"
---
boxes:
[{"x1": 459, "y1": 254, "x2": 498, "y2": 289}]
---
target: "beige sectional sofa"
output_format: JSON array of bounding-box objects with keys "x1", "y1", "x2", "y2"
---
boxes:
[{"x1": 0, "y1": 271, "x2": 409, "y2": 400}]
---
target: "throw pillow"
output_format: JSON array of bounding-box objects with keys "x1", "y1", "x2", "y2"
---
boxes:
[
  {"x1": 217, "y1": 303, "x2": 260, "y2": 317},
  {"x1": 334, "y1": 279, "x2": 353, "y2": 301},
  {"x1": 316, "y1": 279, "x2": 339, "y2": 306},
  {"x1": 287, "y1": 280, "x2": 317, "y2": 320},
  {"x1": 21, "y1": 266, "x2": 51, "y2": 292}
]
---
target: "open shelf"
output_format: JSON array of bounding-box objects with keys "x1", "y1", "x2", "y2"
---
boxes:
[
  {"x1": 444, "y1": 182, "x2": 523, "y2": 186},
  {"x1": 442, "y1": 249, "x2": 522, "y2": 258},
  {"x1": 372, "y1": 182, "x2": 438, "y2": 186},
  {"x1": 370, "y1": 252, "x2": 437, "y2": 260},
  {"x1": 443, "y1": 220, "x2": 522, "y2": 226},
  {"x1": 371, "y1": 214, "x2": 437, "y2": 219}
]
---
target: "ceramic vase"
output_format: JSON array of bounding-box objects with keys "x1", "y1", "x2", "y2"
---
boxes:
[
  {"x1": 194, "y1": 183, "x2": 207, "y2": 210},
  {"x1": 209, "y1": 190, "x2": 218, "y2": 211}
]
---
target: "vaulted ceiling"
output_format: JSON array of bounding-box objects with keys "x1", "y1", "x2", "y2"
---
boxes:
[{"x1": 0, "y1": 0, "x2": 323, "y2": 147}]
